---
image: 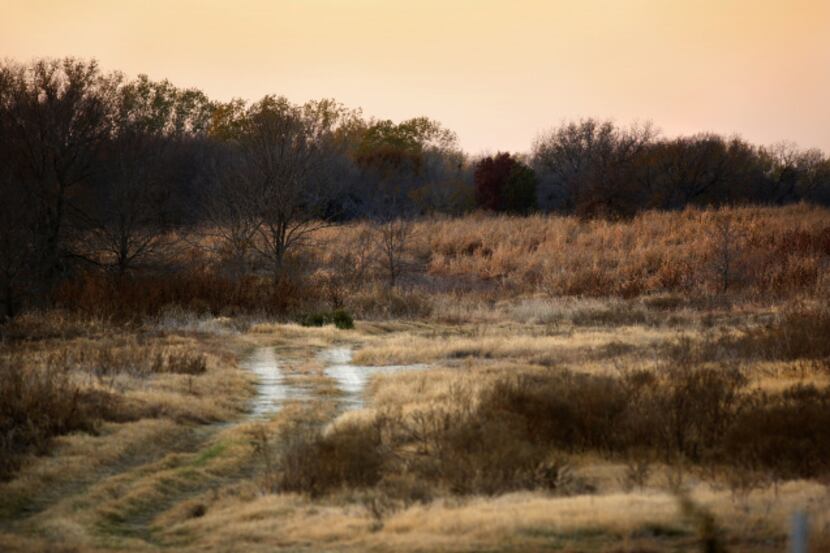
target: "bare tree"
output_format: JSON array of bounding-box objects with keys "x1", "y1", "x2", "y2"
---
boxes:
[
  {"x1": 0, "y1": 58, "x2": 117, "y2": 297},
  {"x1": 78, "y1": 133, "x2": 175, "y2": 275},
  {"x1": 200, "y1": 148, "x2": 263, "y2": 279},
  {"x1": 318, "y1": 227, "x2": 374, "y2": 308},
  {"x1": 532, "y1": 119, "x2": 657, "y2": 216},
  {"x1": 0, "y1": 173, "x2": 36, "y2": 319},
  {"x1": 231, "y1": 96, "x2": 352, "y2": 279},
  {"x1": 375, "y1": 217, "x2": 414, "y2": 288},
  {"x1": 707, "y1": 214, "x2": 743, "y2": 293},
  {"x1": 74, "y1": 76, "x2": 211, "y2": 275},
  {"x1": 762, "y1": 142, "x2": 828, "y2": 205}
]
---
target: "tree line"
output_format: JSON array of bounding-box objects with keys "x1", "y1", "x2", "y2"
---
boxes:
[{"x1": 1, "y1": 58, "x2": 829, "y2": 318}]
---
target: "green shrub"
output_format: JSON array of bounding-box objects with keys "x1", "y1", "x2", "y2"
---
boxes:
[
  {"x1": 299, "y1": 312, "x2": 328, "y2": 327},
  {"x1": 298, "y1": 309, "x2": 354, "y2": 329},
  {"x1": 331, "y1": 309, "x2": 354, "y2": 329}
]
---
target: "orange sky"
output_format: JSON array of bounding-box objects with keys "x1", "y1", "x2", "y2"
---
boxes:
[{"x1": 2, "y1": 0, "x2": 829, "y2": 153}]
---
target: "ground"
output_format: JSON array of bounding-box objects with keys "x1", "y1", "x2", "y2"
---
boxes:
[{"x1": 1, "y1": 296, "x2": 829, "y2": 552}]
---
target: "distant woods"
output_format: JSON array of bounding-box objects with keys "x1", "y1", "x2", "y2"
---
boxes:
[
  {"x1": 1, "y1": 58, "x2": 829, "y2": 318},
  {"x1": 0, "y1": 58, "x2": 464, "y2": 317},
  {"x1": 532, "y1": 120, "x2": 830, "y2": 217}
]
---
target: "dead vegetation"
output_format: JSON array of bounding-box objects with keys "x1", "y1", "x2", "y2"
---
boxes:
[
  {"x1": 729, "y1": 300, "x2": 830, "y2": 363},
  {"x1": 4, "y1": 204, "x2": 824, "y2": 324},
  {"x1": 0, "y1": 312, "x2": 250, "y2": 483},
  {"x1": 273, "y1": 341, "x2": 829, "y2": 500},
  {"x1": 0, "y1": 354, "x2": 111, "y2": 479},
  {"x1": 2, "y1": 206, "x2": 830, "y2": 552}
]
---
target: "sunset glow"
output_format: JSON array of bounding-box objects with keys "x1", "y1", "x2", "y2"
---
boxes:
[{"x1": 2, "y1": 0, "x2": 829, "y2": 153}]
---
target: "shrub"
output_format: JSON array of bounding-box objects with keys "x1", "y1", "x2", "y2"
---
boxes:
[
  {"x1": 331, "y1": 309, "x2": 354, "y2": 329},
  {"x1": 276, "y1": 421, "x2": 384, "y2": 497},
  {"x1": 732, "y1": 301, "x2": 830, "y2": 361},
  {"x1": 53, "y1": 270, "x2": 315, "y2": 322},
  {"x1": 723, "y1": 385, "x2": 830, "y2": 479},
  {"x1": 0, "y1": 355, "x2": 111, "y2": 479},
  {"x1": 636, "y1": 353, "x2": 747, "y2": 462},
  {"x1": 299, "y1": 312, "x2": 328, "y2": 327},
  {"x1": 160, "y1": 351, "x2": 208, "y2": 375},
  {"x1": 298, "y1": 309, "x2": 355, "y2": 329},
  {"x1": 431, "y1": 416, "x2": 549, "y2": 495},
  {"x1": 270, "y1": 362, "x2": 830, "y2": 498},
  {"x1": 479, "y1": 372, "x2": 627, "y2": 452},
  {"x1": 276, "y1": 400, "x2": 578, "y2": 497},
  {"x1": 473, "y1": 337, "x2": 748, "y2": 464}
]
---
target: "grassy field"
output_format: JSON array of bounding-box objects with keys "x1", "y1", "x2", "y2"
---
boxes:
[{"x1": 2, "y1": 207, "x2": 830, "y2": 552}]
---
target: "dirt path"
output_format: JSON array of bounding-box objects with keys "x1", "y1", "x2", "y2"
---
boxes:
[
  {"x1": 319, "y1": 346, "x2": 426, "y2": 409},
  {"x1": 118, "y1": 344, "x2": 426, "y2": 547},
  {"x1": 0, "y1": 340, "x2": 428, "y2": 552}
]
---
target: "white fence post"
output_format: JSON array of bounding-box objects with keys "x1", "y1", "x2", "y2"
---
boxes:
[{"x1": 790, "y1": 510, "x2": 808, "y2": 553}]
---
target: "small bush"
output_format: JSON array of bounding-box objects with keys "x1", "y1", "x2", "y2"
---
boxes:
[
  {"x1": 724, "y1": 385, "x2": 830, "y2": 479},
  {"x1": 424, "y1": 407, "x2": 550, "y2": 495},
  {"x1": 298, "y1": 309, "x2": 355, "y2": 329},
  {"x1": 733, "y1": 301, "x2": 830, "y2": 361},
  {"x1": 478, "y1": 372, "x2": 627, "y2": 452},
  {"x1": 276, "y1": 421, "x2": 384, "y2": 497},
  {"x1": 300, "y1": 312, "x2": 328, "y2": 327},
  {"x1": 0, "y1": 355, "x2": 111, "y2": 479},
  {"x1": 331, "y1": 309, "x2": 354, "y2": 329},
  {"x1": 160, "y1": 351, "x2": 207, "y2": 375}
]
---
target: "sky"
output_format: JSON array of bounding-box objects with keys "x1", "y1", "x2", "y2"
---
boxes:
[{"x1": 2, "y1": 0, "x2": 829, "y2": 154}]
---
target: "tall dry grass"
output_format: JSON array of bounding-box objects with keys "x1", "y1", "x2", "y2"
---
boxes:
[
  {"x1": 316, "y1": 203, "x2": 830, "y2": 300},
  {"x1": 35, "y1": 204, "x2": 830, "y2": 321}
]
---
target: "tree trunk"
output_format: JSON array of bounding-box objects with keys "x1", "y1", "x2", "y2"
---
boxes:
[{"x1": 3, "y1": 283, "x2": 15, "y2": 321}]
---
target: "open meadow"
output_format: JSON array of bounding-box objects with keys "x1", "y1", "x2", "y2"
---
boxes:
[{"x1": 2, "y1": 207, "x2": 830, "y2": 552}]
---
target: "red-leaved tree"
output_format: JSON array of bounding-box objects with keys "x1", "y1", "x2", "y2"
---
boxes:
[{"x1": 474, "y1": 152, "x2": 537, "y2": 213}]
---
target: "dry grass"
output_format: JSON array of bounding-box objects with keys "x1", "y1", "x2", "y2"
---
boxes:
[
  {"x1": 259, "y1": 297, "x2": 828, "y2": 550},
  {"x1": 420, "y1": 204, "x2": 829, "y2": 298},
  {"x1": 0, "y1": 355, "x2": 111, "y2": 479},
  {"x1": 276, "y1": 358, "x2": 828, "y2": 501},
  {"x1": 313, "y1": 203, "x2": 830, "y2": 302},
  {"x1": 0, "y1": 312, "x2": 255, "y2": 514},
  {"x1": 42, "y1": 204, "x2": 830, "y2": 323},
  {"x1": 3, "y1": 204, "x2": 830, "y2": 552},
  {"x1": 352, "y1": 325, "x2": 669, "y2": 366},
  {"x1": 4, "y1": 299, "x2": 830, "y2": 552},
  {"x1": 112, "y1": 480, "x2": 827, "y2": 553}
]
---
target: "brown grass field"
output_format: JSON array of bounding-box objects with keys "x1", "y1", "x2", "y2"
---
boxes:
[{"x1": 2, "y1": 205, "x2": 830, "y2": 552}]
